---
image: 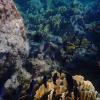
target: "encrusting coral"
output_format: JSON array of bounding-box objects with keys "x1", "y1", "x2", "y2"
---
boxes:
[{"x1": 19, "y1": 70, "x2": 97, "y2": 100}]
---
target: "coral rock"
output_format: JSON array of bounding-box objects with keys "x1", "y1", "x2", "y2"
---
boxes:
[
  {"x1": 0, "y1": 0, "x2": 29, "y2": 87},
  {"x1": 20, "y1": 70, "x2": 97, "y2": 100}
]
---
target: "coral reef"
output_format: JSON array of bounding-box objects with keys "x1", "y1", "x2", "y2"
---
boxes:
[
  {"x1": 14, "y1": 0, "x2": 100, "y2": 92},
  {"x1": 0, "y1": 0, "x2": 99, "y2": 99},
  {"x1": 4, "y1": 68, "x2": 31, "y2": 89},
  {"x1": 18, "y1": 70, "x2": 97, "y2": 100},
  {"x1": 14, "y1": 0, "x2": 98, "y2": 66},
  {"x1": 0, "y1": 0, "x2": 29, "y2": 93}
]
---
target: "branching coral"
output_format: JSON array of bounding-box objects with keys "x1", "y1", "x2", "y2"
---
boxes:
[
  {"x1": 51, "y1": 14, "x2": 62, "y2": 31},
  {"x1": 14, "y1": 0, "x2": 100, "y2": 96},
  {"x1": 15, "y1": 0, "x2": 98, "y2": 65}
]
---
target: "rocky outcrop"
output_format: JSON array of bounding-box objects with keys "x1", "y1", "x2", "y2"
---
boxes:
[{"x1": 0, "y1": 0, "x2": 29, "y2": 86}]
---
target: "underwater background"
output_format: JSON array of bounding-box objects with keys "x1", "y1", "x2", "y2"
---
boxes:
[
  {"x1": 0, "y1": 0, "x2": 100, "y2": 99},
  {"x1": 14, "y1": 0, "x2": 100, "y2": 91}
]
